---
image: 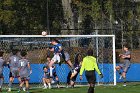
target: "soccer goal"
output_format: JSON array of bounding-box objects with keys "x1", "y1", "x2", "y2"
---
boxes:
[{"x1": 0, "y1": 35, "x2": 116, "y2": 87}]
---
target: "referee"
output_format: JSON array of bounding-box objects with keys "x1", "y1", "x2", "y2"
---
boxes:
[{"x1": 80, "y1": 49, "x2": 103, "y2": 93}]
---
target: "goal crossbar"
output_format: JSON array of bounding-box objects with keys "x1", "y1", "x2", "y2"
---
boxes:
[{"x1": 0, "y1": 35, "x2": 115, "y2": 38}]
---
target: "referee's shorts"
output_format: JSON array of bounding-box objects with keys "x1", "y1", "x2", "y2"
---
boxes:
[{"x1": 85, "y1": 70, "x2": 96, "y2": 84}]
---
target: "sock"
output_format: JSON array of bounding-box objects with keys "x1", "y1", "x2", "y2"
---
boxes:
[
  {"x1": 0, "y1": 80, "x2": 1, "y2": 88},
  {"x1": 8, "y1": 81, "x2": 12, "y2": 88},
  {"x1": 44, "y1": 83, "x2": 47, "y2": 88},
  {"x1": 0, "y1": 79, "x2": 3, "y2": 88},
  {"x1": 123, "y1": 77, "x2": 126, "y2": 84},
  {"x1": 50, "y1": 67, "x2": 53, "y2": 77},
  {"x1": 71, "y1": 65, "x2": 74, "y2": 73},
  {"x1": 117, "y1": 70, "x2": 121, "y2": 75},
  {"x1": 56, "y1": 80, "x2": 59, "y2": 85},
  {"x1": 26, "y1": 87, "x2": 29, "y2": 91},
  {"x1": 48, "y1": 83, "x2": 51, "y2": 89},
  {"x1": 71, "y1": 64, "x2": 74, "y2": 70},
  {"x1": 88, "y1": 87, "x2": 94, "y2": 93},
  {"x1": 18, "y1": 86, "x2": 22, "y2": 91},
  {"x1": 56, "y1": 80, "x2": 60, "y2": 88}
]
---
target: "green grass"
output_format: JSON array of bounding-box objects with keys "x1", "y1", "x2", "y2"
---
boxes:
[{"x1": 2, "y1": 83, "x2": 140, "y2": 93}]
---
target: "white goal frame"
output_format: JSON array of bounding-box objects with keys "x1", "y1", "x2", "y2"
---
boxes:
[{"x1": 0, "y1": 35, "x2": 116, "y2": 85}]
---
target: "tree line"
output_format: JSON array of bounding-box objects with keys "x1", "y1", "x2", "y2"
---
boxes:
[{"x1": 0, "y1": 0, "x2": 140, "y2": 48}]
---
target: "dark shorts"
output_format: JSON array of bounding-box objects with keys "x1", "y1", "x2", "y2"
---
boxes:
[
  {"x1": 61, "y1": 52, "x2": 70, "y2": 62},
  {"x1": 53, "y1": 72, "x2": 57, "y2": 77},
  {"x1": 44, "y1": 74, "x2": 50, "y2": 79},
  {"x1": 9, "y1": 72, "x2": 12, "y2": 78},
  {"x1": 85, "y1": 70, "x2": 96, "y2": 84},
  {"x1": 11, "y1": 70, "x2": 20, "y2": 78},
  {"x1": 0, "y1": 73, "x2": 3, "y2": 78},
  {"x1": 21, "y1": 77, "x2": 30, "y2": 82}
]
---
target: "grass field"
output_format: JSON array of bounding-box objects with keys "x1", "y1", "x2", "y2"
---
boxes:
[{"x1": 2, "y1": 83, "x2": 140, "y2": 93}]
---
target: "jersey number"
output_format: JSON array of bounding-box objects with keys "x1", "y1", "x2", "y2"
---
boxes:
[
  {"x1": 14, "y1": 57, "x2": 17, "y2": 61},
  {"x1": 21, "y1": 61, "x2": 24, "y2": 66}
]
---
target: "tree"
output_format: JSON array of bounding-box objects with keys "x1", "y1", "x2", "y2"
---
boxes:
[{"x1": 77, "y1": 0, "x2": 101, "y2": 34}]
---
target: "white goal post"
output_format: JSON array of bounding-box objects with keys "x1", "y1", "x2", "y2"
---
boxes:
[{"x1": 0, "y1": 35, "x2": 116, "y2": 86}]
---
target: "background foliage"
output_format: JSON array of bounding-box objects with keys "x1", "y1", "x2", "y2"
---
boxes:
[{"x1": 0, "y1": 0, "x2": 140, "y2": 49}]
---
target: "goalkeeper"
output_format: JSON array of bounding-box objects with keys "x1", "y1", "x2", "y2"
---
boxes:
[{"x1": 80, "y1": 49, "x2": 103, "y2": 93}]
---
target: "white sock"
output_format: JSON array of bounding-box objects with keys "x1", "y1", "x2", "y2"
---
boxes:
[
  {"x1": 50, "y1": 67, "x2": 53, "y2": 77},
  {"x1": 48, "y1": 83, "x2": 51, "y2": 89},
  {"x1": 44, "y1": 83, "x2": 47, "y2": 88}
]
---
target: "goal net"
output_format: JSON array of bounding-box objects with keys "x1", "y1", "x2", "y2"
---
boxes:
[{"x1": 0, "y1": 35, "x2": 116, "y2": 87}]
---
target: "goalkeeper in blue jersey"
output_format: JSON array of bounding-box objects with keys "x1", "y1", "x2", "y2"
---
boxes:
[{"x1": 48, "y1": 39, "x2": 74, "y2": 77}]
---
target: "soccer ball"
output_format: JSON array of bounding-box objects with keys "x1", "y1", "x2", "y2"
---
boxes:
[{"x1": 42, "y1": 31, "x2": 47, "y2": 36}]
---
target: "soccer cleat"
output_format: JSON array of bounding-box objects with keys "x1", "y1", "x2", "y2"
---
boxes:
[
  {"x1": 57, "y1": 84, "x2": 60, "y2": 88},
  {"x1": 26, "y1": 91, "x2": 30, "y2": 93},
  {"x1": 23, "y1": 87, "x2": 26, "y2": 91},
  {"x1": 123, "y1": 84, "x2": 126, "y2": 86},
  {"x1": 17, "y1": 90, "x2": 20, "y2": 93},
  {"x1": 8, "y1": 88, "x2": 11, "y2": 92},
  {"x1": 66, "y1": 86, "x2": 69, "y2": 88},
  {"x1": 71, "y1": 85, "x2": 74, "y2": 88},
  {"x1": 43, "y1": 87, "x2": 48, "y2": 89},
  {"x1": 48, "y1": 86, "x2": 52, "y2": 89},
  {"x1": 66, "y1": 85, "x2": 70, "y2": 88}
]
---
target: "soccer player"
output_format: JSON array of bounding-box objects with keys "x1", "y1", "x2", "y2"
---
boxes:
[
  {"x1": 67, "y1": 53, "x2": 82, "y2": 88},
  {"x1": 52, "y1": 67, "x2": 60, "y2": 88},
  {"x1": 18, "y1": 51, "x2": 32, "y2": 93},
  {"x1": 45, "y1": 56, "x2": 60, "y2": 88},
  {"x1": 8, "y1": 49, "x2": 21, "y2": 92},
  {"x1": 116, "y1": 45, "x2": 131, "y2": 86},
  {"x1": 48, "y1": 39, "x2": 74, "y2": 77},
  {"x1": 0, "y1": 51, "x2": 5, "y2": 92},
  {"x1": 80, "y1": 49, "x2": 103, "y2": 93},
  {"x1": 42, "y1": 66, "x2": 51, "y2": 89}
]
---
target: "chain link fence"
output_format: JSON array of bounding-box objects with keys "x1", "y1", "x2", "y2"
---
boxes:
[{"x1": 0, "y1": 35, "x2": 115, "y2": 87}]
